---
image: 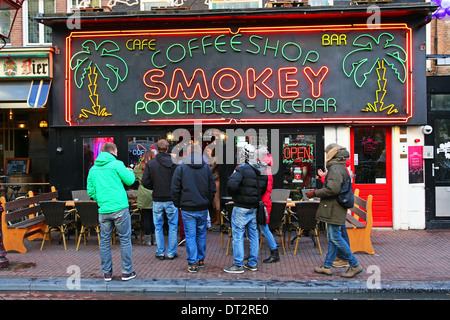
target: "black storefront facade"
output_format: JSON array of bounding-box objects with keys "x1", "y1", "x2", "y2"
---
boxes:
[{"x1": 39, "y1": 4, "x2": 438, "y2": 230}]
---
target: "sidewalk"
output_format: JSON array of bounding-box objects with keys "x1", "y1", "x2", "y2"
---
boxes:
[{"x1": 0, "y1": 229, "x2": 449, "y2": 298}]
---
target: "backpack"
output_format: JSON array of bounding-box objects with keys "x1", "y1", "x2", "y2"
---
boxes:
[{"x1": 325, "y1": 171, "x2": 354, "y2": 209}]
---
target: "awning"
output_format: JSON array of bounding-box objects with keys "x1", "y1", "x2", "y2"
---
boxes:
[{"x1": 0, "y1": 79, "x2": 51, "y2": 109}]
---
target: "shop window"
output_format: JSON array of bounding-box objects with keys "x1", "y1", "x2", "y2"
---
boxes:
[
  {"x1": 128, "y1": 136, "x2": 159, "y2": 167},
  {"x1": 430, "y1": 94, "x2": 450, "y2": 111},
  {"x1": 208, "y1": 0, "x2": 262, "y2": 9},
  {"x1": 281, "y1": 134, "x2": 317, "y2": 200},
  {"x1": 141, "y1": 0, "x2": 173, "y2": 9},
  {"x1": 83, "y1": 137, "x2": 114, "y2": 185},
  {"x1": 434, "y1": 118, "x2": 450, "y2": 183},
  {"x1": 353, "y1": 128, "x2": 386, "y2": 184}
]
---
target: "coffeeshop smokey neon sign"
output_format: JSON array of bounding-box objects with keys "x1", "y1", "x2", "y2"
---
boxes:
[{"x1": 66, "y1": 25, "x2": 413, "y2": 126}]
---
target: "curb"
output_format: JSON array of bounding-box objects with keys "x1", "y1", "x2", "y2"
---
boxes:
[{"x1": 1, "y1": 278, "x2": 449, "y2": 297}]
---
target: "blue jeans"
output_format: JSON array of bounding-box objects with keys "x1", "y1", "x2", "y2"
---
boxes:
[
  {"x1": 258, "y1": 223, "x2": 277, "y2": 251},
  {"x1": 232, "y1": 206, "x2": 259, "y2": 267},
  {"x1": 323, "y1": 223, "x2": 359, "y2": 268},
  {"x1": 181, "y1": 210, "x2": 207, "y2": 264},
  {"x1": 98, "y1": 207, "x2": 133, "y2": 274},
  {"x1": 153, "y1": 201, "x2": 178, "y2": 258},
  {"x1": 337, "y1": 226, "x2": 350, "y2": 260}
]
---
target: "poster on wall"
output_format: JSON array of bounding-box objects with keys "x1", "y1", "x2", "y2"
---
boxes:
[{"x1": 408, "y1": 145, "x2": 424, "y2": 183}]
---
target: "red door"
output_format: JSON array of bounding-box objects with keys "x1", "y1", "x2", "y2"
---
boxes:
[{"x1": 350, "y1": 127, "x2": 392, "y2": 227}]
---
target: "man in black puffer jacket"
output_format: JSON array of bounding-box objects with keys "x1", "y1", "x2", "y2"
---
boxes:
[
  {"x1": 224, "y1": 143, "x2": 268, "y2": 274},
  {"x1": 171, "y1": 143, "x2": 216, "y2": 273}
]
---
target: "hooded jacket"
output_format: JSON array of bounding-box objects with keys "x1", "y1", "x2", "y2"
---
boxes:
[
  {"x1": 171, "y1": 153, "x2": 216, "y2": 211},
  {"x1": 314, "y1": 146, "x2": 351, "y2": 225},
  {"x1": 142, "y1": 152, "x2": 177, "y2": 202},
  {"x1": 227, "y1": 161, "x2": 268, "y2": 209},
  {"x1": 86, "y1": 151, "x2": 136, "y2": 214}
]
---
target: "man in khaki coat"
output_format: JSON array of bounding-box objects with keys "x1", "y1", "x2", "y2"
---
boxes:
[{"x1": 306, "y1": 143, "x2": 363, "y2": 278}]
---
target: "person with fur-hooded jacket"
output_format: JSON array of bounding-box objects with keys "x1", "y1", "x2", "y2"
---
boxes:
[{"x1": 306, "y1": 143, "x2": 363, "y2": 278}]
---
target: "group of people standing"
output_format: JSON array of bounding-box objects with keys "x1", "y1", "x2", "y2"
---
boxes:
[{"x1": 86, "y1": 139, "x2": 363, "y2": 281}]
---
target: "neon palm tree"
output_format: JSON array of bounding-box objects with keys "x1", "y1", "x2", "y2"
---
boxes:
[
  {"x1": 342, "y1": 33, "x2": 407, "y2": 114},
  {"x1": 70, "y1": 40, "x2": 128, "y2": 118}
]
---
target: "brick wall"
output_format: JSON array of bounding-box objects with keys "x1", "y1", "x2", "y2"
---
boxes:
[{"x1": 428, "y1": 19, "x2": 450, "y2": 76}]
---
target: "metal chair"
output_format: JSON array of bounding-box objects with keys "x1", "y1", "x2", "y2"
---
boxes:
[
  {"x1": 292, "y1": 201, "x2": 322, "y2": 255},
  {"x1": 71, "y1": 190, "x2": 91, "y2": 201},
  {"x1": 39, "y1": 200, "x2": 76, "y2": 250},
  {"x1": 259, "y1": 201, "x2": 287, "y2": 254},
  {"x1": 220, "y1": 202, "x2": 234, "y2": 255},
  {"x1": 271, "y1": 189, "x2": 290, "y2": 201},
  {"x1": 75, "y1": 201, "x2": 100, "y2": 251}
]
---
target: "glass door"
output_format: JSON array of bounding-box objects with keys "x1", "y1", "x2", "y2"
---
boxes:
[{"x1": 351, "y1": 127, "x2": 392, "y2": 227}]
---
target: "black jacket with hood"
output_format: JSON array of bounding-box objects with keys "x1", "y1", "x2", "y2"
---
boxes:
[
  {"x1": 171, "y1": 153, "x2": 216, "y2": 211},
  {"x1": 227, "y1": 162, "x2": 268, "y2": 209},
  {"x1": 142, "y1": 152, "x2": 177, "y2": 202}
]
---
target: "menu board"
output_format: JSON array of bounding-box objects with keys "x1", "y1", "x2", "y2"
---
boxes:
[{"x1": 5, "y1": 158, "x2": 30, "y2": 175}]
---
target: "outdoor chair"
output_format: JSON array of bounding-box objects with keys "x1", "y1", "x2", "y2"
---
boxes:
[
  {"x1": 259, "y1": 201, "x2": 287, "y2": 254},
  {"x1": 292, "y1": 201, "x2": 322, "y2": 255},
  {"x1": 271, "y1": 189, "x2": 290, "y2": 201},
  {"x1": 75, "y1": 201, "x2": 100, "y2": 251},
  {"x1": 71, "y1": 190, "x2": 91, "y2": 201},
  {"x1": 39, "y1": 200, "x2": 76, "y2": 251},
  {"x1": 220, "y1": 202, "x2": 234, "y2": 255}
]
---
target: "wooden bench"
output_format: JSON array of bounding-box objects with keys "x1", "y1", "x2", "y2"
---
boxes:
[
  {"x1": 1, "y1": 187, "x2": 57, "y2": 253},
  {"x1": 345, "y1": 189, "x2": 374, "y2": 255}
]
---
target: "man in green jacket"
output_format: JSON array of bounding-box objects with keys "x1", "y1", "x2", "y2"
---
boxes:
[
  {"x1": 87, "y1": 142, "x2": 137, "y2": 281},
  {"x1": 306, "y1": 143, "x2": 363, "y2": 278}
]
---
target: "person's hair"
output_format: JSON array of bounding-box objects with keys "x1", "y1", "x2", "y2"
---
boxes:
[
  {"x1": 101, "y1": 142, "x2": 117, "y2": 154},
  {"x1": 157, "y1": 139, "x2": 169, "y2": 153},
  {"x1": 139, "y1": 150, "x2": 154, "y2": 170}
]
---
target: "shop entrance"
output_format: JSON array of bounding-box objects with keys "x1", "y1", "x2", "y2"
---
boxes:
[
  {"x1": 425, "y1": 92, "x2": 450, "y2": 229},
  {"x1": 350, "y1": 127, "x2": 392, "y2": 227}
]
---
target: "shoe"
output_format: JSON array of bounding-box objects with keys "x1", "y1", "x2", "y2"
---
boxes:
[
  {"x1": 244, "y1": 263, "x2": 257, "y2": 271},
  {"x1": 121, "y1": 271, "x2": 136, "y2": 281},
  {"x1": 178, "y1": 238, "x2": 185, "y2": 246},
  {"x1": 198, "y1": 260, "x2": 205, "y2": 268},
  {"x1": 223, "y1": 265, "x2": 244, "y2": 274},
  {"x1": 333, "y1": 258, "x2": 350, "y2": 268},
  {"x1": 156, "y1": 255, "x2": 165, "y2": 260},
  {"x1": 188, "y1": 263, "x2": 198, "y2": 273},
  {"x1": 263, "y1": 249, "x2": 280, "y2": 263},
  {"x1": 341, "y1": 264, "x2": 363, "y2": 278},
  {"x1": 104, "y1": 272, "x2": 112, "y2": 282},
  {"x1": 168, "y1": 253, "x2": 178, "y2": 260},
  {"x1": 314, "y1": 265, "x2": 333, "y2": 276}
]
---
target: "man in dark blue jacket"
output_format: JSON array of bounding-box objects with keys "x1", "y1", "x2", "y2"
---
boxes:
[{"x1": 171, "y1": 143, "x2": 216, "y2": 273}]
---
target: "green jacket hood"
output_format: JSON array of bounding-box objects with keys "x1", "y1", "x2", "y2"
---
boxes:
[{"x1": 94, "y1": 152, "x2": 116, "y2": 167}]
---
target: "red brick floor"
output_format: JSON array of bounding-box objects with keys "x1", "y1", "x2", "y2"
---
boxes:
[{"x1": 1, "y1": 229, "x2": 449, "y2": 283}]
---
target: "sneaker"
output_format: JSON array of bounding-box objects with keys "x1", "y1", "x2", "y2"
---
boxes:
[
  {"x1": 223, "y1": 265, "x2": 244, "y2": 274},
  {"x1": 122, "y1": 271, "x2": 136, "y2": 281},
  {"x1": 167, "y1": 253, "x2": 178, "y2": 260},
  {"x1": 314, "y1": 265, "x2": 333, "y2": 276},
  {"x1": 244, "y1": 263, "x2": 257, "y2": 272},
  {"x1": 333, "y1": 258, "x2": 350, "y2": 268},
  {"x1": 104, "y1": 272, "x2": 112, "y2": 282},
  {"x1": 198, "y1": 260, "x2": 205, "y2": 268},
  {"x1": 188, "y1": 263, "x2": 198, "y2": 273},
  {"x1": 341, "y1": 264, "x2": 363, "y2": 278},
  {"x1": 156, "y1": 255, "x2": 165, "y2": 260}
]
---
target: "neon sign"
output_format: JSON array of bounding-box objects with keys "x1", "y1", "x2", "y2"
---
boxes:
[{"x1": 64, "y1": 24, "x2": 414, "y2": 126}]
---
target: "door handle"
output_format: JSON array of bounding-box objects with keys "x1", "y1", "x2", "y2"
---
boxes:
[{"x1": 432, "y1": 163, "x2": 440, "y2": 177}]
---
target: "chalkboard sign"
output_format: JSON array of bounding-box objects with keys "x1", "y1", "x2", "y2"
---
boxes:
[{"x1": 5, "y1": 158, "x2": 30, "y2": 175}]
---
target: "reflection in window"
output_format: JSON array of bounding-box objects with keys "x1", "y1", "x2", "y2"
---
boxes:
[
  {"x1": 354, "y1": 128, "x2": 386, "y2": 184},
  {"x1": 282, "y1": 134, "x2": 316, "y2": 200},
  {"x1": 83, "y1": 137, "x2": 114, "y2": 186},
  {"x1": 430, "y1": 94, "x2": 450, "y2": 111},
  {"x1": 434, "y1": 119, "x2": 450, "y2": 183},
  {"x1": 128, "y1": 136, "x2": 159, "y2": 167}
]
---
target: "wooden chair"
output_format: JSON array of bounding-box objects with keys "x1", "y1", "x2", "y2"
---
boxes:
[
  {"x1": 0, "y1": 187, "x2": 57, "y2": 253},
  {"x1": 39, "y1": 200, "x2": 76, "y2": 250},
  {"x1": 292, "y1": 201, "x2": 322, "y2": 255},
  {"x1": 346, "y1": 189, "x2": 374, "y2": 255},
  {"x1": 75, "y1": 201, "x2": 100, "y2": 251},
  {"x1": 259, "y1": 201, "x2": 287, "y2": 254}
]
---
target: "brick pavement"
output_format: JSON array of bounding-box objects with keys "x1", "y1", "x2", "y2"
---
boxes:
[{"x1": 1, "y1": 229, "x2": 449, "y2": 284}]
